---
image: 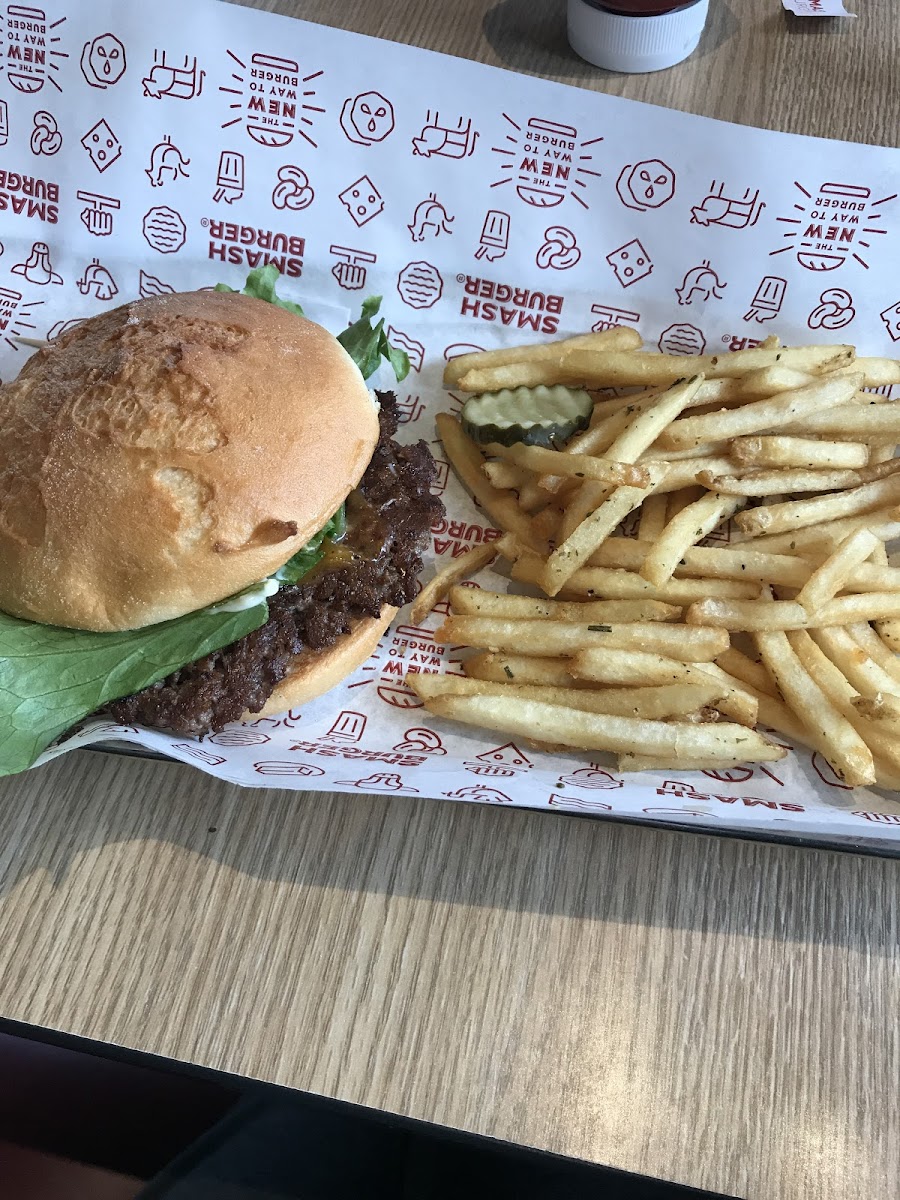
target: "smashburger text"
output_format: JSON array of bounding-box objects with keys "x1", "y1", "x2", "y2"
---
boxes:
[
  {"x1": 460, "y1": 274, "x2": 564, "y2": 334},
  {"x1": 0, "y1": 169, "x2": 59, "y2": 224},
  {"x1": 206, "y1": 219, "x2": 304, "y2": 277}
]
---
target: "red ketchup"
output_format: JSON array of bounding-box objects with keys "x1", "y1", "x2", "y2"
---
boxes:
[{"x1": 567, "y1": 0, "x2": 710, "y2": 73}]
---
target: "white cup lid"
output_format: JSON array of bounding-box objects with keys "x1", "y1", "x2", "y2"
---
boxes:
[{"x1": 568, "y1": 0, "x2": 710, "y2": 74}]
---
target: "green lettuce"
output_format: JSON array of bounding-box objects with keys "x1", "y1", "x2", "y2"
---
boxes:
[
  {"x1": 216, "y1": 267, "x2": 408, "y2": 382},
  {"x1": 337, "y1": 294, "x2": 409, "y2": 382},
  {"x1": 0, "y1": 268, "x2": 409, "y2": 775},
  {"x1": 214, "y1": 263, "x2": 305, "y2": 317},
  {"x1": 0, "y1": 604, "x2": 267, "y2": 778}
]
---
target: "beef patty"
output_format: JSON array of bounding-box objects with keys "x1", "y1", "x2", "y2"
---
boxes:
[{"x1": 110, "y1": 392, "x2": 443, "y2": 735}]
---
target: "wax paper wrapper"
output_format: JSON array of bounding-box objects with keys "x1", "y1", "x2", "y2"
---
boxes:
[{"x1": 2, "y1": 0, "x2": 900, "y2": 844}]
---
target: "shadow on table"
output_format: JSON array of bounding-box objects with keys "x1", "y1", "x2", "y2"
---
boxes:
[
  {"x1": 480, "y1": 0, "x2": 739, "y2": 83},
  {"x1": 0, "y1": 749, "x2": 894, "y2": 955}
]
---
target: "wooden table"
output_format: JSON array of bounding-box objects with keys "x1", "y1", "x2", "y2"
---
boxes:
[{"x1": 1, "y1": 2, "x2": 898, "y2": 1196}]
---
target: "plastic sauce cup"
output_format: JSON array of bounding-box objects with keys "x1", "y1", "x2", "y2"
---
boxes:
[{"x1": 568, "y1": 0, "x2": 710, "y2": 73}]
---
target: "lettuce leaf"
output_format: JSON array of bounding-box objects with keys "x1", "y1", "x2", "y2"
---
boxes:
[
  {"x1": 216, "y1": 269, "x2": 408, "y2": 382},
  {"x1": 337, "y1": 295, "x2": 409, "y2": 382},
  {"x1": 0, "y1": 604, "x2": 268, "y2": 778},
  {"x1": 214, "y1": 263, "x2": 304, "y2": 317}
]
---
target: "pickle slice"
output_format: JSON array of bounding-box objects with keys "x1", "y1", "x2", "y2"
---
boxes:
[{"x1": 462, "y1": 385, "x2": 593, "y2": 449}]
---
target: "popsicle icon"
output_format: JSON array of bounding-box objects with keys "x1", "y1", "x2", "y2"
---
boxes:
[
  {"x1": 744, "y1": 274, "x2": 786, "y2": 322},
  {"x1": 0, "y1": 100, "x2": 8, "y2": 147},
  {"x1": 213, "y1": 150, "x2": 245, "y2": 203},
  {"x1": 475, "y1": 209, "x2": 510, "y2": 261}
]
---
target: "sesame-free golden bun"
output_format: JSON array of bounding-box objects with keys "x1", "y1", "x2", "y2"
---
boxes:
[
  {"x1": 0, "y1": 289, "x2": 379, "y2": 632},
  {"x1": 243, "y1": 606, "x2": 397, "y2": 720}
]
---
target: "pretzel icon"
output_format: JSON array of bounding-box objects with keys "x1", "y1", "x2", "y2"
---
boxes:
[
  {"x1": 272, "y1": 165, "x2": 314, "y2": 211},
  {"x1": 31, "y1": 111, "x2": 62, "y2": 157},
  {"x1": 535, "y1": 225, "x2": 581, "y2": 270},
  {"x1": 808, "y1": 287, "x2": 856, "y2": 331}
]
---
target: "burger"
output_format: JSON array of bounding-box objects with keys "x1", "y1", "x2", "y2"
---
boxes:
[{"x1": 0, "y1": 270, "x2": 442, "y2": 776}]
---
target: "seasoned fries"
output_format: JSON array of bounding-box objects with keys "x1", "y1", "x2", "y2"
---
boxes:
[
  {"x1": 419, "y1": 327, "x2": 900, "y2": 791},
  {"x1": 730, "y1": 435, "x2": 869, "y2": 470},
  {"x1": 560, "y1": 343, "x2": 853, "y2": 388},
  {"x1": 442, "y1": 328, "x2": 640, "y2": 387},
  {"x1": 447, "y1": 587, "x2": 680, "y2": 624},
  {"x1": 416, "y1": 691, "x2": 785, "y2": 765},
  {"x1": 734, "y1": 470, "x2": 900, "y2": 537},
  {"x1": 435, "y1": 615, "x2": 729, "y2": 662},
  {"x1": 640, "y1": 493, "x2": 744, "y2": 587},
  {"x1": 658, "y1": 373, "x2": 860, "y2": 451}
]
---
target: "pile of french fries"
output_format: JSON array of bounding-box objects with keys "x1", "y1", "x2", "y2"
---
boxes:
[{"x1": 407, "y1": 328, "x2": 900, "y2": 790}]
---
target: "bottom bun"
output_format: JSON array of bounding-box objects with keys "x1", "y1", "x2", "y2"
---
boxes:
[{"x1": 242, "y1": 606, "x2": 398, "y2": 720}]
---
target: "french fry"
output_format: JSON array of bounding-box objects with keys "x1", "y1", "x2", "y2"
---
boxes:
[
  {"x1": 755, "y1": 627, "x2": 875, "y2": 787},
  {"x1": 687, "y1": 592, "x2": 900, "y2": 630},
  {"x1": 640, "y1": 493, "x2": 744, "y2": 587},
  {"x1": 511, "y1": 553, "x2": 759, "y2": 602},
  {"x1": 435, "y1": 615, "x2": 729, "y2": 662},
  {"x1": 530, "y1": 506, "x2": 562, "y2": 542},
  {"x1": 868, "y1": 441, "x2": 897, "y2": 467},
  {"x1": 875, "y1": 620, "x2": 900, "y2": 651},
  {"x1": 482, "y1": 460, "x2": 529, "y2": 490},
  {"x1": 735, "y1": 509, "x2": 900, "y2": 556},
  {"x1": 694, "y1": 660, "x2": 806, "y2": 735},
  {"x1": 603, "y1": 375, "x2": 705, "y2": 462},
  {"x1": 808, "y1": 627, "x2": 900, "y2": 700},
  {"x1": 409, "y1": 543, "x2": 498, "y2": 625},
  {"x1": 852, "y1": 693, "x2": 900, "y2": 722},
  {"x1": 789, "y1": 630, "x2": 900, "y2": 781},
  {"x1": 729, "y1": 435, "x2": 870, "y2": 470},
  {"x1": 572, "y1": 647, "x2": 733, "y2": 687},
  {"x1": 590, "y1": 378, "x2": 743, "y2": 423},
  {"x1": 537, "y1": 403, "x2": 646, "y2": 494},
  {"x1": 831, "y1": 357, "x2": 900, "y2": 387},
  {"x1": 542, "y1": 466, "x2": 665, "y2": 596},
  {"x1": 457, "y1": 362, "x2": 566, "y2": 392},
  {"x1": 682, "y1": 665, "x2": 758, "y2": 726},
  {"x1": 618, "y1": 753, "x2": 756, "y2": 773},
  {"x1": 734, "y1": 471, "x2": 900, "y2": 537},
  {"x1": 448, "y1": 587, "x2": 680, "y2": 623},
  {"x1": 485, "y1": 441, "x2": 650, "y2": 487},
  {"x1": 443, "y1": 328, "x2": 641, "y2": 386},
  {"x1": 735, "y1": 365, "x2": 814, "y2": 399},
  {"x1": 638, "y1": 492, "x2": 668, "y2": 542},
  {"x1": 641, "y1": 441, "x2": 727, "y2": 462},
  {"x1": 587, "y1": 539, "x2": 900, "y2": 593},
  {"x1": 781, "y1": 404, "x2": 900, "y2": 439},
  {"x1": 559, "y1": 344, "x2": 854, "y2": 389},
  {"x1": 436, "y1": 413, "x2": 546, "y2": 552},
  {"x1": 653, "y1": 458, "x2": 735, "y2": 494},
  {"x1": 846, "y1": 622, "x2": 900, "y2": 684},
  {"x1": 714, "y1": 647, "x2": 780, "y2": 699},
  {"x1": 554, "y1": 379, "x2": 702, "y2": 539},
  {"x1": 700, "y1": 465, "x2": 892, "y2": 497},
  {"x1": 408, "y1": 672, "x2": 730, "y2": 722},
  {"x1": 796, "y1": 530, "x2": 881, "y2": 615},
  {"x1": 658, "y1": 373, "x2": 861, "y2": 451},
  {"x1": 464, "y1": 652, "x2": 574, "y2": 687},
  {"x1": 421, "y1": 691, "x2": 785, "y2": 764}
]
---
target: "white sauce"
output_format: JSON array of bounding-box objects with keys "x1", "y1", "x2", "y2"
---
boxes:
[{"x1": 206, "y1": 576, "x2": 280, "y2": 615}]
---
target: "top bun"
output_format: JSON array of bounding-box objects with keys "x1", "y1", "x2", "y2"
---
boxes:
[{"x1": 0, "y1": 289, "x2": 379, "y2": 631}]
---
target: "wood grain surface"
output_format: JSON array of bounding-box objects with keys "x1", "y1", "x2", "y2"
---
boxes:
[{"x1": 1, "y1": 3, "x2": 899, "y2": 1197}]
